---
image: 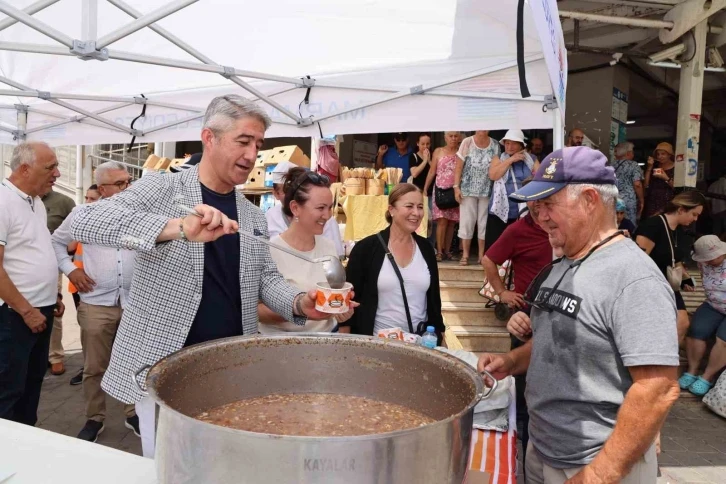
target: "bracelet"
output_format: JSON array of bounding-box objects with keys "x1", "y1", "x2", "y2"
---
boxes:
[{"x1": 179, "y1": 217, "x2": 188, "y2": 241}]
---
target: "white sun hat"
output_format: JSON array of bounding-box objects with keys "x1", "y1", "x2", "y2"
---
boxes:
[
  {"x1": 499, "y1": 129, "x2": 527, "y2": 146},
  {"x1": 692, "y1": 235, "x2": 726, "y2": 262}
]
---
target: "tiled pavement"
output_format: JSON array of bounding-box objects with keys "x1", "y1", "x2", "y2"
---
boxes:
[{"x1": 34, "y1": 279, "x2": 726, "y2": 481}]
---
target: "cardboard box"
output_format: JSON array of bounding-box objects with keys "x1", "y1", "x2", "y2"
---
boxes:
[
  {"x1": 154, "y1": 157, "x2": 172, "y2": 171},
  {"x1": 265, "y1": 145, "x2": 310, "y2": 168},
  {"x1": 143, "y1": 154, "x2": 161, "y2": 170},
  {"x1": 255, "y1": 149, "x2": 271, "y2": 168},
  {"x1": 168, "y1": 158, "x2": 186, "y2": 171},
  {"x1": 245, "y1": 166, "x2": 266, "y2": 189}
]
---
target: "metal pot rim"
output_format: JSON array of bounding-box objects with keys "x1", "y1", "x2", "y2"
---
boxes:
[{"x1": 144, "y1": 333, "x2": 486, "y2": 442}]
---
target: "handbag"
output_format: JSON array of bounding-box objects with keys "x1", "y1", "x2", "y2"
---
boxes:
[
  {"x1": 660, "y1": 215, "x2": 683, "y2": 292},
  {"x1": 435, "y1": 186, "x2": 459, "y2": 210},
  {"x1": 376, "y1": 233, "x2": 428, "y2": 336}
]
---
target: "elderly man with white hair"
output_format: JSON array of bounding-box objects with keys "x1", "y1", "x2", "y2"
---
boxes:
[
  {"x1": 478, "y1": 147, "x2": 680, "y2": 484},
  {"x1": 612, "y1": 141, "x2": 644, "y2": 225},
  {"x1": 52, "y1": 161, "x2": 139, "y2": 443},
  {"x1": 0, "y1": 142, "x2": 64, "y2": 426},
  {"x1": 70, "y1": 94, "x2": 333, "y2": 457}
]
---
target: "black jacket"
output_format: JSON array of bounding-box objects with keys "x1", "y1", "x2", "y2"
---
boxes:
[{"x1": 345, "y1": 226, "x2": 444, "y2": 339}]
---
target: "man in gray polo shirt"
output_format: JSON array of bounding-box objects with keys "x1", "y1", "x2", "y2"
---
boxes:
[{"x1": 478, "y1": 147, "x2": 680, "y2": 484}]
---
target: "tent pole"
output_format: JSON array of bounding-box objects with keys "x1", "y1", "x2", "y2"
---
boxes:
[
  {"x1": 312, "y1": 55, "x2": 544, "y2": 123},
  {"x1": 96, "y1": 0, "x2": 199, "y2": 49},
  {"x1": 75, "y1": 145, "x2": 84, "y2": 204},
  {"x1": 553, "y1": 106, "x2": 564, "y2": 150},
  {"x1": 0, "y1": 0, "x2": 60, "y2": 34},
  {"x1": 16, "y1": 104, "x2": 27, "y2": 143},
  {"x1": 41, "y1": 99, "x2": 132, "y2": 133},
  {"x1": 81, "y1": 0, "x2": 97, "y2": 41},
  {"x1": 0, "y1": 41, "x2": 71, "y2": 56},
  {"x1": 142, "y1": 113, "x2": 204, "y2": 135},
  {"x1": 0, "y1": 1, "x2": 73, "y2": 47},
  {"x1": 25, "y1": 102, "x2": 133, "y2": 134}
]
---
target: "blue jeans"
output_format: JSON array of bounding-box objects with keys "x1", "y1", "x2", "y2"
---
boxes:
[{"x1": 0, "y1": 304, "x2": 54, "y2": 426}]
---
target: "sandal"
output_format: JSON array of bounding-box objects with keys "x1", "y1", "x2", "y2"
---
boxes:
[
  {"x1": 678, "y1": 372, "x2": 697, "y2": 390},
  {"x1": 688, "y1": 376, "x2": 714, "y2": 396},
  {"x1": 436, "y1": 252, "x2": 443, "y2": 262},
  {"x1": 459, "y1": 258, "x2": 469, "y2": 266}
]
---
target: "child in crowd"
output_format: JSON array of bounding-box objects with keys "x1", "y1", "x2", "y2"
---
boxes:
[{"x1": 616, "y1": 198, "x2": 636, "y2": 237}]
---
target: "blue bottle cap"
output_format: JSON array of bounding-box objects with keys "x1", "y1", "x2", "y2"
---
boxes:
[{"x1": 426, "y1": 326, "x2": 435, "y2": 333}]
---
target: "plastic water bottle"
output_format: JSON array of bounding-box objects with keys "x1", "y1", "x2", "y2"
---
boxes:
[{"x1": 421, "y1": 326, "x2": 437, "y2": 349}]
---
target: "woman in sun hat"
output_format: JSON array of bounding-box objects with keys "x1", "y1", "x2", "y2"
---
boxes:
[
  {"x1": 679, "y1": 235, "x2": 726, "y2": 398},
  {"x1": 642, "y1": 141, "x2": 676, "y2": 218},
  {"x1": 485, "y1": 129, "x2": 539, "y2": 250}
]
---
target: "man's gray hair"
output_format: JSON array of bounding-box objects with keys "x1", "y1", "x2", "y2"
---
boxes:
[
  {"x1": 10, "y1": 142, "x2": 51, "y2": 171},
  {"x1": 203, "y1": 95, "x2": 271, "y2": 135},
  {"x1": 614, "y1": 141, "x2": 634, "y2": 159},
  {"x1": 95, "y1": 161, "x2": 128, "y2": 184},
  {"x1": 567, "y1": 183, "x2": 619, "y2": 215}
]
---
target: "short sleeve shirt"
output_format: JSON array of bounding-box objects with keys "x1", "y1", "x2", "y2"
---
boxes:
[
  {"x1": 42, "y1": 190, "x2": 76, "y2": 234},
  {"x1": 382, "y1": 147, "x2": 414, "y2": 181},
  {"x1": 635, "y1": 215, "x2": 686, "y2": 277},
  {"x1": 457, "y1": 136, "x2": 500, "y2": 198},
  {"x1": 526, "y1": 239, "x2": 679, "y2": 469},
  {"x1": 612, "y1": 159, "x2": 643, "y2": 223},
  {"x1": 484, "y1": 214, "x2": 551, "y2": 294},
  {"x1": 700, "y1": 260, "x2": 726, "y2": 315},
  {"x1": 0, "y1": 179, "x2": 58, "y2": 307}
]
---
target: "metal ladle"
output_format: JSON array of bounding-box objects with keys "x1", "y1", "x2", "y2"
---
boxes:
[{"x1": 177, "y1": 204, "x2": 347, "y2": 289}]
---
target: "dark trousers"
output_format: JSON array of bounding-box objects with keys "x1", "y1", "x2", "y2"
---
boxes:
[
  {"x1": 0, "y1": 304, "x2": 54, "y2": 426},
  {"x1": 511, "y1": 335, "x2": 530, "y2": 472}
]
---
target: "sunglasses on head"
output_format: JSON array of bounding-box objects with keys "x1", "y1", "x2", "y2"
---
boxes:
[
  {"x1": 523, "y1": 231, "x2": 624, "y2": 312},
  {"x1": 289, "y1": 171, "x2": 329, "y2": 199}
]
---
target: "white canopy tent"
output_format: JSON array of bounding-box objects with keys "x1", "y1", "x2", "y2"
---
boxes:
[{"x1": 0, "y1": 0, "x2": 566, "y2": 147}]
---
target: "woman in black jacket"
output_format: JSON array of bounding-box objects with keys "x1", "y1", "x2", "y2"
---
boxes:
[{"x1": 345, "y1": 183, "x2": 445, "y2": 342}]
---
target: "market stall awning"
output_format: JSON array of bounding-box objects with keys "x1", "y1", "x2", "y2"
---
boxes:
[{"x1": 0, "y1": 0, "x2": 567, "y2": 146}]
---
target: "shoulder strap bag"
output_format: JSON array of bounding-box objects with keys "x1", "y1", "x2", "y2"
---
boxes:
[
  {"x1": 660, "y1": 215, "x2": 683, "y2": 292},
  {"x1": 376, "y1": 233, "x2": 427, "y2": 335}
]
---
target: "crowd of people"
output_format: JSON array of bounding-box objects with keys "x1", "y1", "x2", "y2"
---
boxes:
[{"x1": 1, "y1": 94, "x2": 725, "y2": 484}]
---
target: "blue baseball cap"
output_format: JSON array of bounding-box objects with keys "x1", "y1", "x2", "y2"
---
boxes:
[{"x1": 509, "y1": 146, "x2": 616, "y2": 201}]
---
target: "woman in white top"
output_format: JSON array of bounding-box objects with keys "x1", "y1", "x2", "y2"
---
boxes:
[
  {"x1": 265, "y1": 161, "x2": 345, "y2": 257},
  {"x1": 345, "y1": 184, "x2": 445, "y2": 341},
  {"x1": 258, "y1": 167, "x2": 354, "y2": 333}
]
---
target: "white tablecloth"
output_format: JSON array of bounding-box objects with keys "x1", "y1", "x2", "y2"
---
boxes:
[{"x1": 0, "y1": 419, "x2": 156, "y2": 484}]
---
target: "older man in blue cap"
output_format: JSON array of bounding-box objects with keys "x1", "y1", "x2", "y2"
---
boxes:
[{"x1": 478, "y1": 146, "x2": 680, "y2": 484}]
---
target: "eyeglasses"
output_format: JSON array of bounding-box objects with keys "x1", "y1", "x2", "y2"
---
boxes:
[
  {"x1": 100, "y1": 179, "x2": 131, "y2": 189},
  {"x1": 523, "y1": 231, "x2": 624, "y2": 312},
  {"x1": 289, "y1": 172, "x2": 329, "y2": 199}
]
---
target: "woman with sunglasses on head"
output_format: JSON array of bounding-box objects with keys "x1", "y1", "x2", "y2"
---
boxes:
[
  {"x1": 258, "y1": 167, "x2": 355, "y2": 333},
  {"x1": 346, "y1": 184, "x2": 445, "y2": 343},
  {"x1": 635, "y1": 190, "x2": 707, "y2": 342}
]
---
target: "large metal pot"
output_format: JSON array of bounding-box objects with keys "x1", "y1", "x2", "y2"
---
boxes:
[{"x1": 139, "y1": 334, "x2": 493, "y2": 484}]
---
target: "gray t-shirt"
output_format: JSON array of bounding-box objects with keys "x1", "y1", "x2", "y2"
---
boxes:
[{"x1": 526, "y1": 238, "x2": 679, "y2": 469}]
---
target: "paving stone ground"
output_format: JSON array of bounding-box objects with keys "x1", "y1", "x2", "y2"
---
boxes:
[{"x1": 35, "y1": 279, "x2": 726, "y2": 481}]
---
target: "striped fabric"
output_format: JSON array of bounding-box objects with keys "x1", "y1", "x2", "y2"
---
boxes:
[{"x1": 467, "y1": 384, "x2": 518, "y2": 484}]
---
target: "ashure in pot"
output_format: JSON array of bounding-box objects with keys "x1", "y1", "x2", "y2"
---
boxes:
[{"x1": 138, "y1": 333, "x2": 493, "y2": 484}]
